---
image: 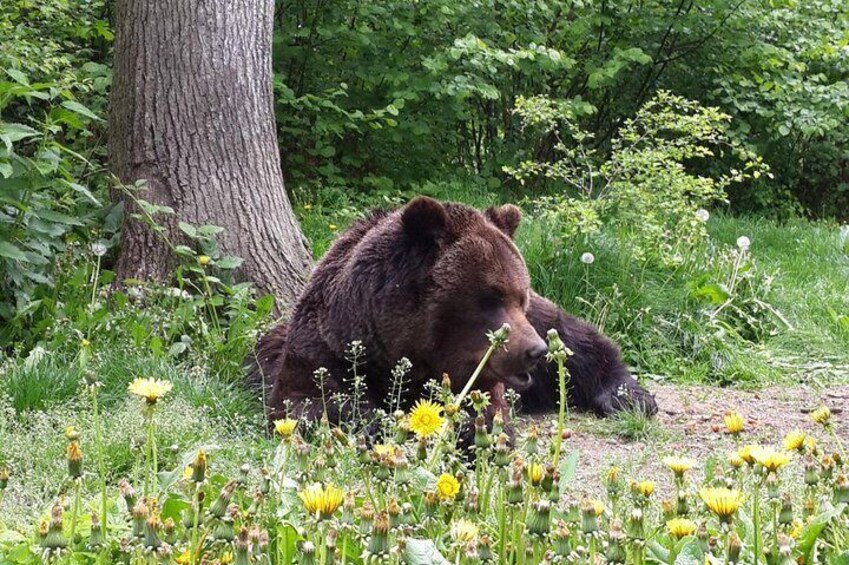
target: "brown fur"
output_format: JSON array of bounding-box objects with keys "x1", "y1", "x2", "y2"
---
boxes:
[{"x1": 250, "y1": 197, "x2": 656, "y2": 426}]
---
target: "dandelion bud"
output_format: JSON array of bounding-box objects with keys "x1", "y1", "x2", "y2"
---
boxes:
[
  {"x1": 803, "y1": 498, "x2": 815, "y2": 518},
  {"x1": 67, "y1": 441, "x2": 83, "y2": 479},
  {"x1": 491, "y1": 410, "x2": 505, "y2": 436},
  {"x1": 88, "y1": 512, "x2": 104, "y2": 548},
  {"x1": 161, "y1": 517, "x2": 177, "y2": 545},
  {"x1": 804, "y1": 454, "x2": 819, "y2": 486},
  {"x1": 119, "y1": 479, "x2": 137, "y2": 511},
  {"x1": 43, "y1": 502, "x2": 67, "y2": 550},
  {"x1": 605, "y1": 519, "x2": 626, "y2": 564},
  {"x1": 132, "y1": 499, "x2": 149, "y2": 538},
  {"x1": 696, "y1": 522, "x2": 709, "y2": 553},
  {"x1": 661, "y1": 499, "x2": 675, "y2": 520},
  {"x1": 0, "y1": 466, "x2": 9, "y2": 490},
  {"x1": 367, "y1": 511, "x2": 390, "y2": 557},
  {"x1": 777, "y1": 534, "x2": 795, "y2": 565},
  {"x1": 358, "y1": 503, "x2": 374, "y2": 536},
  {"x1": 834, "y1": 474, "x2": 849, "y2": 505},
  {"x1": 605, "y1": 466, "x2": 622, "y2": 498},
  {"x1": 445, "y1": 403, "x2": 459, "y2": 417},
  {"x1": 821, "y1": 455, "x2": 835, "y2": 481},
  {"x1": 210, "y1": 480, "x2": 238, "y2": 518},
  {"x1": 441, "y1": 373, "x2": 452, "y2": 392},
  {"x1": 526, "y1": 499, "x2": 552, "y2": 536},
  {"x1": 581, "y1": 497, "x2": 600, "y2": 534},
  {"x1": 238, "y1": 463, "x2": 251, "y2": 483},
  {"x1": 387, "y1": 498, "x2": 402, "y2": 529},
  {"x1": 233, "y1": 527, "x2": 251, "y2": 565},
  {"x1": 198, "y1": 255, "x2": 211, "y2": 266},
  {"x1": 144, "y1": 512, "x2": 162, "y2": 549},
  {"x1": 37, "y1": 521, "x2": 48, "y2": 543},
  {"x1": 676, "y1": 491, "x2": 690, "y2": 516},
  {"x1": 465, "y1": 488, "x2": 480, "y2": 514},
  {"x1": 474, "y1": 415, "x2": 491, "y2": 449},
  {"x1": 779, "y1": 493, "x2": 793, "y2": 525},
  {"x1": 626, "y1": 508, "x2": 643, "y2": 539},
  {"x1": 190, "y1": 450, "x2": 207, "y2": 484},
  {"x1": 527, "y1": 462, "x2": 544, "y2": 487},
  {"x1": 727, "y1": 531, "x2": 742, "y2": 563},
  {"x1": 506, "y1": 477, "x2": 523, "y2": 505},
  {"x1": 553, "y1": 520, "x2": 572, "y2": 556},
  {"x1": 298, "y1": 540, "x2": 316, "y2": 565},
  {"x1": 766, "y1": 472, "x2": 780, "y2": 499},
  {"x1": 525, "y1": 425, "x2": 539, "y2": 456},
  {"x1": 416, "y1": 436, "x2": 428, "y2": 461},
  {"x1": 212, "y1": 505, "x2": 237, "y2": 541},
  {"x1": 494, "y1": 433, "x2": 510, "y2": 468},
  {"x1": 478, "y1": 534, "x2": 493, "y2": 562}
]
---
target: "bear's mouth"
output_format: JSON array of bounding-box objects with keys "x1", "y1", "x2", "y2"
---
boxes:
[{"x1": 503, "y1": 372, "x2": 533, "y2": 391}]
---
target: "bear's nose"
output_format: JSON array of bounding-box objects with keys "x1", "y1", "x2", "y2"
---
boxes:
[{"x1": 524, "y1": 340, "x2": 547, "y2": 366}]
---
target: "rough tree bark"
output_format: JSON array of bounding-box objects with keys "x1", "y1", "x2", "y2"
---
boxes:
[{"x1": 109, "y1": 0, "x2": 312, "y2": 310}]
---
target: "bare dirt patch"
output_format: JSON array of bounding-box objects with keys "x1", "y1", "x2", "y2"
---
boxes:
[{"x1": 527, "y1": 383, "x2": 849, "y2": 495}]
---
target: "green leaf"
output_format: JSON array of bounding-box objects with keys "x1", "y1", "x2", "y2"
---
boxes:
[
  {"x1": 4, "y1": 68, "x2": 29, "y2": 85},
  {"x1": 796, "y1": 505, "x2": 845, "y2": 562},
  {"x1": 178, "y1": 221, "x2": 198, "y2": 238},
  {"x1": 61, "y1": 100, "x2": 102, "y2": 121},
  {"x1": 404, "y1": 539, "x2": 450, "y2": 565},
  {"x1": 63, "y1": 181, "x2": 101, "y2": 205},
  {"x1": 0, "y1": 162, "x2": 11, "y2": 178},
  {"x1": 674, "y1": 540, "x2": 704, "y2": 565},
  {"x1": 690, "y1": 282, "x2": 731, "y2": 304},
  {"x1": 33, "y1": 208, "x2": 83, "y2": 225},
  {"x1": 558, "y1": 449, "x2": 579, "y2": 494},
  {"x1": 0, "y1": 122, "x2": 40, "y2": 151},
  {"x1": 0, "y1": 241, "x2": 27, "y2": 261},
  {"x1": 215, "y1": 256, "x2": 243, "y2": 270}
]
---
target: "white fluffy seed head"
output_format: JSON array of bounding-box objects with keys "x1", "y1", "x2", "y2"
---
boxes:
[{"x1": 580, "y1": 252, "x2": 595, "y2": 265}]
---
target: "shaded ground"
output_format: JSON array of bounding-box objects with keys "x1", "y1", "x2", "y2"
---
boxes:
[{"x1": 528, "y1": 383, "x2": 849, "y2": 495}]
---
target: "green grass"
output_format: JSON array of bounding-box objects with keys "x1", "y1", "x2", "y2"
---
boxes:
[{"x1": 1, "y1": 182, "x2": 847, "y2": 527}]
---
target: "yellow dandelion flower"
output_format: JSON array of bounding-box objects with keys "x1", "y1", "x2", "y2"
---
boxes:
[
  {"x1": 606, "y1": 466, "x2": 620, "y2": 482},
  {"x1": 592, "y1": 499, "x2": 605, "y2": 516},
  {"x1": 197, "y1": 255, "x2": 211, "y2": 266},
  {"x1": 328, "y1": 224, "x2": 338, "y2": 232},
  {"x1": 724, "y1": 411, "x2": 745, "y2": 435},
  {"x1": 435, "y1": 473, "x2": 460, "y2": 501},
  {"x1": 803, "y1": 436, "x2": 817, "y2": 453},
  {"x1": 663, "y1": 456, "x2": 696, "y2": 476},
  {"x1": 303, "y1": 204, "x2": 313, "y2": 211},
  {"x1": 527, "y1": 462, "x2": 544, "y2": 486},
  {"x1": 666, "y1": 517, "x2": 697, "y2": 539},
  {"x1": 175, "y1": 551, "x2": 191, "y2": 565},
  {"x1": 273, "y1": 418, "x2": 298, "y2": 438},
  {"x1": 182, "y1": 466, "x2": 193, "y2": 481},
  {"x1": 751, "y1": 447, "x2": 793, "y2": 473},
  {"x1": 372, "y1": 444, "x2": 394, "y2": 458},
  {"x1": 128, "y1": 378, "x2": 173, "y2": 405},
  {"x1": 811, "y1": 406, "x2": 831, "y2": 426},
  {"x1": 632, "y1": 480, "x2": 655, "y2": 497},
  {"x1": 699, "y1": 487, "x2": 743, "y2": 522},
  {"x1": 727, "y1": 451, "x2": 745, "y2": 468},
  {"x1": 408, "y1": 400, "x2": 445, "y2": 438},
  {"x1": 450, "y1": 519, "x2": 479, "y2": 543},
  {"x1": 737, "y1": 444, "x2": 762, "y2": 465},
  {"x1": 783, "y1": 429, "x2": 807, "y2": 452},
  {"x1": 789, "y1": 519, "x2": 805, "y2": 540},
  {"x1": 298, "y1": 483, "x2": 344, "y2": 519}
]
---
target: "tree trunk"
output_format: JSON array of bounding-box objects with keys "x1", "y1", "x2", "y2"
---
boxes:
[{"x1": 109, "y1": 0, "x2": 312, "y2": 310}]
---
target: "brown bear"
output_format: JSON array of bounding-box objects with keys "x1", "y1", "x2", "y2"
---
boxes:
[{"x1": 251, "y1": 197, "x2": 656, "y2": 426}]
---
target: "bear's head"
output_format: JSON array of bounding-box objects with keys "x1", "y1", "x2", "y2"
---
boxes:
[{"x1": 401, "y1": 197, "x2": 547, "y2": 394}]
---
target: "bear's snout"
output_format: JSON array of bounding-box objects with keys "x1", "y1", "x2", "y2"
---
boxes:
[{"x1": 523, "y1": 339, "x2": 547, "y2": 366}]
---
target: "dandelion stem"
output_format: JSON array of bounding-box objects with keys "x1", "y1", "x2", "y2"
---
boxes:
[
  {"x1": 91, "y1": 386, "x2": 108, "y2": 541},
  {"x1": 68, "y1": 479, "x2": 82, "y2": 552},
  {"x1": 456, "y1": 324, "x2": 510, "y2": 407}
]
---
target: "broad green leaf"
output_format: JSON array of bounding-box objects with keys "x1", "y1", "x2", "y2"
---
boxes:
[
  {"x1": 674, "y1": 540, "x2": 704, "y2": 565},
  {"x1": 404, "y1": 539, "x2": 450, "y2": 565},
  {"x1": 215, "y1": 256, "x2": 243, "y2": 270},
  {"x1": 0, "y1": 122, "x2": 39, "y2": 150},
  {"x1": 558, "y1": 449, "x2": 579, "y2": 494},
  {"x1": 61, "y1": 100, "x2": 102, "y2": 121},
  {"x1": 0, "y1": 241, "x2": 27, "y2": 260}
]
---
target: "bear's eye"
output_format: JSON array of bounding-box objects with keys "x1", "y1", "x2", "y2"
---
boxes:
[{"x1": 478, "y1": 289, "x2": 504, "y2": 310}]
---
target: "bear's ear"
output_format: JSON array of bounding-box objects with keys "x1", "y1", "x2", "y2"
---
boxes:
[
  {"x1": 485, "y1": 204, "x2": 522, "y2": 239},
  {"x1": 402, "y1": 196, "x2": 448, "y2": 245}
]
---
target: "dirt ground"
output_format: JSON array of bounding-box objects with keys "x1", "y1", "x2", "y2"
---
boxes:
[{"x1": 527, "y1": 383, "x2": 849, "y2": 496}]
